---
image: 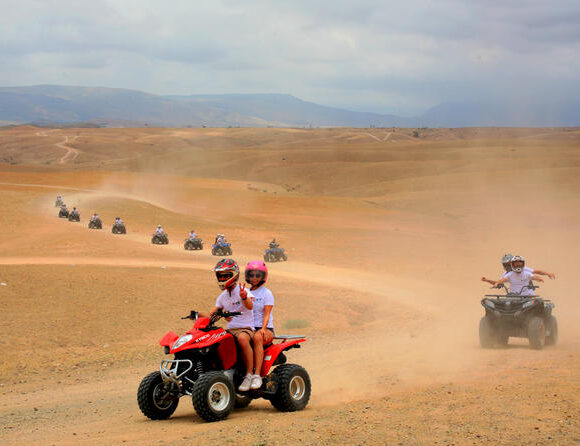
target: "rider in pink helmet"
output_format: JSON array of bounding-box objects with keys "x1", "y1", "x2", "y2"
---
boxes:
[{"x1": 245, "y1": 260, "x2": 275, "y2": 390}]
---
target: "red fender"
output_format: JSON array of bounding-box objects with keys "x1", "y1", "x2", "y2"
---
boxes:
[
  {"x1": 159, "y1": 331, "x2": 179, "y2": 347},
  {"x1": 261, "y1": 339, "x2": 305, "y2": 376}
]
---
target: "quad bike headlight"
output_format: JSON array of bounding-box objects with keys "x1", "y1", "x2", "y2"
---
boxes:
[
  {"x1": 172, "y1": 334, "x2": 193, "y2": 350},
  {"x1": 522, "y1": 300, "x2": 535, "y2": 309},
  {"x1": 484, "y1": 299, "x2": 495, "y2": 308}
]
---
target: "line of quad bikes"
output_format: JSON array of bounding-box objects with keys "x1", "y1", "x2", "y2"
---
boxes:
[
  {"x1": 55, "y1": 198, "x2": 288, "y2": 262},
  {"x1": 54, "y1": 197, "x2": 558, "y2": 424}
]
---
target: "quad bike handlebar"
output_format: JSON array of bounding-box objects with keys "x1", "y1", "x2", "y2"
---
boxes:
[{"x1": 181, "y1": 309, "x2": 241, "y2": 326}]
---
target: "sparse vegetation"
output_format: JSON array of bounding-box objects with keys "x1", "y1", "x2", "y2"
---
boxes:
[{"x1": 282, "y1": 319, "x2": 310, "y2": 329}]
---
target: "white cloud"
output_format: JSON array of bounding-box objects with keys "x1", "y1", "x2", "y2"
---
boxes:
[{"x1": 0, "y1": 0, "x2": 579, "y2": 114}]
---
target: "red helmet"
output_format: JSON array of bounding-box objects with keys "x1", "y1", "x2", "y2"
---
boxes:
[
  {"x1": 245, "y1": 260, "x2": 268, "y2": 285},
  {"x1": 213, "y1": 258, "x2": 240, "y2": 290}
]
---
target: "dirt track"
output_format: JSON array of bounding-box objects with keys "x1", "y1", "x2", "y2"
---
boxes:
[{"x1": 0, "y1": 126, "x2": 579, "y2": 445}]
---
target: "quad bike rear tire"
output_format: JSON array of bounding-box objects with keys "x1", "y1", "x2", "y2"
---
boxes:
[
  {"x1": 479, "y1": 316, "x2": 496, "y2": 348},
  {"x1": 545, "y1": 315, "x2": 558, "y2": 346},
  {"x1": 528, "y1": 316, "x2": 546, "y2": 350},
  {"x1": 270, "y1": 364, "x2": 311, "y2": 412},
  {"x1": 192, "y1": 371, "x2": 235, "y2": 422},
  {"x1": 137, "y1": 371, "x2": 180, "y2": 420}
]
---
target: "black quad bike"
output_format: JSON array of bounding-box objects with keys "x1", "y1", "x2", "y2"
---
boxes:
[
  {"x1": 152, "y1": 233, "x2": 169, "y2": 245},
  {"x1": 137, "y1": 310, "x2": 310, "y2": 422},
  {"x1": 479, "y1": 284, "x2": 557, "y2": 350},
  {"x1": 264, "y1": 246, "x2": 288, "y2": 262},
  {"x1": 88, "y1": 218, "x2": 102, "y2": 229},
  {"x1": 112, "y1": 223, "x2": 126, "y2": 234},
  {"x1": 184, "y1": 238, "x2": 203, "y2": 250},
  {"x1": 68, "y1": 212, "x2": 80, "y2": 222},
  {"x1": 212, "y1": 242, "x2": 232, "y2": 256},
  {"x1": 58, "y1": 208, "x2": 69, "y2": 218}
]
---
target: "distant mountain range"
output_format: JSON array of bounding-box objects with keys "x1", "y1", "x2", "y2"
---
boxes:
[{"x1": 0, "y1": 85, "x2": 578, "y2": 128}]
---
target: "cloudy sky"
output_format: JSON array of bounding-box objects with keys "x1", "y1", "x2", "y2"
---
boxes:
[{"x1": 1, "y1": 0, "x2": 579, "y2": 115}]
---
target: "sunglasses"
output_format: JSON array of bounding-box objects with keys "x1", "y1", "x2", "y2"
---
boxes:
[{"x1": 248, "y1": 272, "x2": 263, "y2": 278}]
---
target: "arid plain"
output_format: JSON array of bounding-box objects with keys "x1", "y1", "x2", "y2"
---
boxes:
[{"x1": 0, "y1": 126, "x2": 579, "y2": 445}]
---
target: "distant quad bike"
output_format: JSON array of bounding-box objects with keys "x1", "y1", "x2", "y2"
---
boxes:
[
  {"x1": 112, "y1": 223, "x2": 126, "y2": 234},
  {"x1": 479, "y1": 284, "x2": 557, "y2": 350},
  {"x1": 58, "y1": 208, "x2": 69, "y2": 218},
  {"x1": 137, "y1": 310, "x2": 310, "y2": 422},
  {"x1": 184, "y1": 238, "x2": 203, "y2": 250},
  {"x1": 264, "y1": 246, "x2": 288, "y2": 262},
  {"x1": 68, "y1": 212, "x2": 80, "y2": 222},
  {"x1": 55, "y1": 198, "x2": 64, "y2": 207},
  {"x1": 88, "y1": 218, "x2": 102, "y2": 229},
  {"x1": 212, "y1": 242, "x2": 232, "y2": 256},
  {"x1": 152, "y1": 233, "x2": 169, "y2": 245}
]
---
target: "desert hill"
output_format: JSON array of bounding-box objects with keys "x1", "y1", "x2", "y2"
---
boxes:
[{"x1": 2, "y1": 85, "x2": 579, "y2": 127}]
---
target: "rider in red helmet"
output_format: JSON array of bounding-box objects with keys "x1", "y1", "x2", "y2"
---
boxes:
[
  {"x1": 208, "y1": 258, "x2": 255, "y2": 392},
  {"x1": 245, "y1": 260, "x2": 275, "y2": 390}
]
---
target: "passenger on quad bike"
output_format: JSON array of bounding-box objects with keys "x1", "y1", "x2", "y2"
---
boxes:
[
  {"x1": 215, "y1": 233, "x2": 226, "y2": 244},
  {"x1": 487, "y1": 256, "x2": 544, "y2": 295},
  {"x1": 206, "y1": 259, "x2": 255, "y2": 392},
  {"x1": 481, "y1": 254, "x2": 556, "y2": 286},
  {"x1": 245, "y1": 260, "x2": 275, "y2": 390}
]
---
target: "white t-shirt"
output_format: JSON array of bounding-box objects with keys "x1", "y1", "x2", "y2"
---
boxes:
[
  {"x1": 502, "y1": 266, "x2": 534, "y2": 278},
  {"x1": 215, "y1": 284, "x2": 255, "y2": 329},
  {"x1": 503, "y1": 270, "x2": 535, "y2": 295},
  {"x1": 251, "y1": 286, "x2": 275, "y2": 329}
]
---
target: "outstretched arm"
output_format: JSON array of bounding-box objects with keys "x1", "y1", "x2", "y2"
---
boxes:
[
  {"x1": 481, "y1": 277, "x2": 497, "y2": 285},
  {"x1": 533, "y1": 269, "x2": 556, "y2": 280},
  {"x1": 531, "y1": 275, "x2": 544, "y2": 282}
]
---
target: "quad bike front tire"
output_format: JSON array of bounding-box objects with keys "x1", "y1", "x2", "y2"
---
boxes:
[
  {"x1": 282, "y1": 253, "x2": 288, "y2": 261},
  {"x1": 545, "y1": 315, "x2": 558, "y2": 346},
  {"x1": 479, "y1": 316, "x2": 497, "y2": 348},
  {"x1": 270, "y1": 364, "x2": 311, "y2": 412},
  {"x1": 192, "y1": 371, "x2": 235, "y2": 422},
  {"x1": 137, "y1": 371, "x2": 180, "y2": 420},
  {"x1": 528, "y1": 316, "x2": 546, "y2": 350}
]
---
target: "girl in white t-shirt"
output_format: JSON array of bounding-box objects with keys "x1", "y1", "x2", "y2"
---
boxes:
[
  {"x1": 244, "y1": 260, "x2": 275, "y2": 390},
  {"x1": 490, "y1": 256, "x2": 544, "y2": 295},
  {"x1": 208, "y1": 258, "x2": 255, "y2": 392}
]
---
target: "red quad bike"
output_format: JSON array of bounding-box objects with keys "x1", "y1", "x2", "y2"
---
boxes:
[{"x1": 137, "y1": 310, "x2": 311, "y2": 422}]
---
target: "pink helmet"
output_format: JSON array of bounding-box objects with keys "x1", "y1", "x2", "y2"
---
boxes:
[{"x1": 245, "y1": 260, "x2": 268, "y2": 285}]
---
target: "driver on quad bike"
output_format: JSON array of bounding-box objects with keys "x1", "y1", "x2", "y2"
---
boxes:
[
  {"x1": 188, "y1": 229, "x2": 197, "y2": 240},
  {"x1": 269, "y1": 238, "x2": 279, "y2": 249},
  {"x1": 206, "y1": 258, "x2": 255, "y2": 392},
  {"x1": 215, "y1": 233, "x2": 226, "y2": 245},
  {"x1": 245, "y1": 260, "x2": 275, "y2": 391},
  {"x1": 60, "y1": 204, "x2": 68, "y2": 212},
  {"x1": 70, "y1": 207, "x2": 79, "y2": 217},
  {"x1": 115, "y1": 216, "x2": 123, "y2": 225},
  {"x1": 155, "y1": 225, "x2": 165, "y2": 235},
  {"x1": 487, "y1": 256, "x2": 544, "y2": 295},
  {"x1": 90, "y1": 213, "x2": 99, "y2": 222},
  {"x1": 481, "y1": 254, "x2": 556, "y2": 286}
]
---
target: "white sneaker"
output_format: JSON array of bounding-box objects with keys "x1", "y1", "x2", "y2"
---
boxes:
[
  {"x1": 238, "y1": 374, "x2": 252, "y2": 392},
  {"x1": 250, "y1": 374, "x2": 263, "y2": 390}
]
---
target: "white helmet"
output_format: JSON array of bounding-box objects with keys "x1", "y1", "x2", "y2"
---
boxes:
[{"x1": 510, "y1": 255, "x2": 525, "y2": 273}]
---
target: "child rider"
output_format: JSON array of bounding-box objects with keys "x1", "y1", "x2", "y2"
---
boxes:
[{"x1": 208, "y1": 258, "x2": 255, "y2": 392}]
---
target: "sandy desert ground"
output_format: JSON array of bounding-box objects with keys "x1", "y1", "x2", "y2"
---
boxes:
[{"x1": 0, "y1": 125, "x2": 579, "y2": 445}]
